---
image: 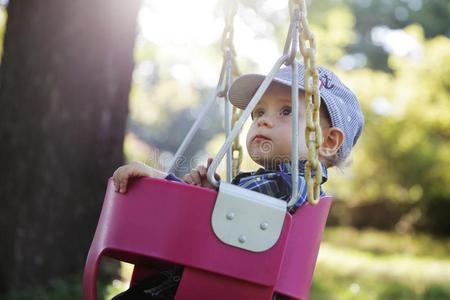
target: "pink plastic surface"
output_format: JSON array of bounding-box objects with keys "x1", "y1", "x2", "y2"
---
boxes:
[
  {"x1": 275, "y1": 199, "x2": 331, "y2": 299},
  {"x1": 83, "y1": 177, "x2": 331, "y2": 300}
]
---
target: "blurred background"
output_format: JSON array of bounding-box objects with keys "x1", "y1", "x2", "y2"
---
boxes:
[{"x1": 0, "y1": 0, "x2": 449, "y2": 299}]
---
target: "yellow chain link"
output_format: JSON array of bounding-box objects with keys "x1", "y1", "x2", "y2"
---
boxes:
[
  {"x1": 292, "y1": 0, "x2": 322, "y2": 205},
  {"x1": 223, "y1": 0, "x2": 320, "y2": 190},
  {"x1": 231, "y1": 106, "x2": 243, "y2": 177}
]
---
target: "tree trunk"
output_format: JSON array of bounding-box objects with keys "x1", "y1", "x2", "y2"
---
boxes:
[{"x1": 0, "y1": 0, "x2": 139, "y2": 292}]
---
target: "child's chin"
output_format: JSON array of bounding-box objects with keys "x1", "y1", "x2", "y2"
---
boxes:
[
  {"x1": 249, "y1": 154, "x2": 265, "y2": 165},
  {"x1": 250, "y1": 155, "x2": 277, "y2": 167},
  {"x1": 249, "y1": 151, "x2": 268, "y2": 160}
]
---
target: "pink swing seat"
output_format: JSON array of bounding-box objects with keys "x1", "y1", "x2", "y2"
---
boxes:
[{"x1": 83, "y1": 177, "x2": 331, "y2": 300}]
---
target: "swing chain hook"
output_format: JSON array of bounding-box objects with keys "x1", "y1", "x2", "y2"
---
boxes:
[{"x1": 283, "y1": 1, "x2": 301, "y2": 66}]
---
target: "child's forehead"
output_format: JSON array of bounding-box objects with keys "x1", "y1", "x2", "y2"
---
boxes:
[{"x1": 253, "y1": 96, "x2": 289, "y2": 109}]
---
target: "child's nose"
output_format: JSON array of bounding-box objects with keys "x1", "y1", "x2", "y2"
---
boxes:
[{"x1": 257, "y1": 115, "x2": 274, "y2": 128}]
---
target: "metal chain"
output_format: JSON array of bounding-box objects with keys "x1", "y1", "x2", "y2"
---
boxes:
[
  {"x1": 291, "y1": 0, "x2": 322, "y2": 205},
  {"x1": 231, "y1": 106, "x2": 243, "y2": 177},
  {"x1": 209, "y1": 0, "x2": 320, "y2": 198},
  {"x1": 224, "y1": 0, "x2": 243, "y2": 178},
  {"x1": 222, "y1": 1, "x2": 241, "y2": 78},
  {"x1": 220, "y1": 0, "x2": 243, "y2": 178},
  {"x1": 167, "y1": 0, "x2": 242, "y2": 176}
]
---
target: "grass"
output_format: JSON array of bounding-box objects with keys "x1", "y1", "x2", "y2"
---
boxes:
[
  {"x1": 321, "y1": 227, "x2": 450, "y2": 259},
  {"x1": 4, "y1": 227, "x2": 450, "y2": 300},
  {"x1": 310, "y1": 227, "x2": 450, "y2": 300}
]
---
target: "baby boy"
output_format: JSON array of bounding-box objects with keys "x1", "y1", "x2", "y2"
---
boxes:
[
  {"x1": 113, "y1": 61, "x2": 364, "y2": 212},
  {"x1": 111, "y1": 61, "x2": 364, "y2": 299}
]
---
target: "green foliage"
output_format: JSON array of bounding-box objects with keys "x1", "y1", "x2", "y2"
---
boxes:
[
  {"x1": 423, "y1": 285, "x2": 450, "y2": 300},
  {"x1": 0, "y1": 6, "x2": 6, "y2": 62},
  {"x1": 313, "y1": 5, "x2": 357, "y2": 65},
  {"x1": 327, "y1": 27, "x2": 450, "y2": 232},
  {"x1": 346, "y1": 0, "x2": 450, "y2": 71}
]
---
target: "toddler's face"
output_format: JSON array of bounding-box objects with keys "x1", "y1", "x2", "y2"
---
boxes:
[{"x1": 246, "y1": 82, "x2": 308, "y2": 168}]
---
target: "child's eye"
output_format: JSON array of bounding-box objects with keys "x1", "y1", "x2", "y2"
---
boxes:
[
  {"x1": 281, "y1": 106, "x2": 292, "y2": 116},
  {"x1": 253, "y1": 109, "x2": 264, "y2": 118}
]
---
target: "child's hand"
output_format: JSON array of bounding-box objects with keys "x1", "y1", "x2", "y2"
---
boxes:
[
  {"x1": 183, "y1": 158, "x2": 221, "y2": 190},
  {"x1": 112, "y1": 161, "x2": 156, "y2": 194}
]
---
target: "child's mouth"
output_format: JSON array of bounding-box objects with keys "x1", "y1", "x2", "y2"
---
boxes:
[{"x1": 253, "y1": 134, "x2": 271, "y2": 142}]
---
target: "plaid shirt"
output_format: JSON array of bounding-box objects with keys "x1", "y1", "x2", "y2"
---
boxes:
[
  {"x1": 165, "y1": 160, "x2": 327, "y2": 214},
  {"x1": 231, "y1": 160, "x2": 327, "y2": 213}
]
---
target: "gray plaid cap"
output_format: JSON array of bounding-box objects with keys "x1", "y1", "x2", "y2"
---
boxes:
[{"x1": 228, "y1": 61, "x2": 364, "y2": 160}]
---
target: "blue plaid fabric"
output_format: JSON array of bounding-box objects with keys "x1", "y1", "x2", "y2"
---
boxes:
[
  {"x1": 231, "y1": 160, "x2": 327, "y2": 213},
  {"x1": 166, "y1": 160, "x2": 327, "y2": 214}
]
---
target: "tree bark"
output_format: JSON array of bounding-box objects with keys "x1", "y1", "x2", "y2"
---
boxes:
[{"x1": 0, "y1": 0, "x2": 139, "y2": 292}]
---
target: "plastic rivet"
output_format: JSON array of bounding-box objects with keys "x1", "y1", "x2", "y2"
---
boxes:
[
  {"x1": 238, "y1": 235, "x2": 247, "y2": 243},
  {"x1": 226, "y1": 212, "x2": 235, "y2": 220},
  {"x1": 260, "y1": 222, "x2": 269, "y2": 230}
]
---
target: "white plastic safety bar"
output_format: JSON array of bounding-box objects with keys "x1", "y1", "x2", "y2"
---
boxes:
[
  {"x1": 288, "y1": 7, "x2": 301, "y2": 208},
  {"x1": 224, "y1": 50, "x2": 233, "y2": 183}
]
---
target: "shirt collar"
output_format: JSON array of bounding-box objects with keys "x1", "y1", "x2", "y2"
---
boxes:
[{"x1": 256, "y1": 160, "x2": 328, "y2": 183}]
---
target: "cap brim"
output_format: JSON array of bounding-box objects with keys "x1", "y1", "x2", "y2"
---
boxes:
[{"x1": 228, "y1": 73, "x2": 304, "y2": 110}]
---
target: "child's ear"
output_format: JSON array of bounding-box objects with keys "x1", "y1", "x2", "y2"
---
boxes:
[{"x1": 319, "y1": 127, "x2": 344, "y2": 158}]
